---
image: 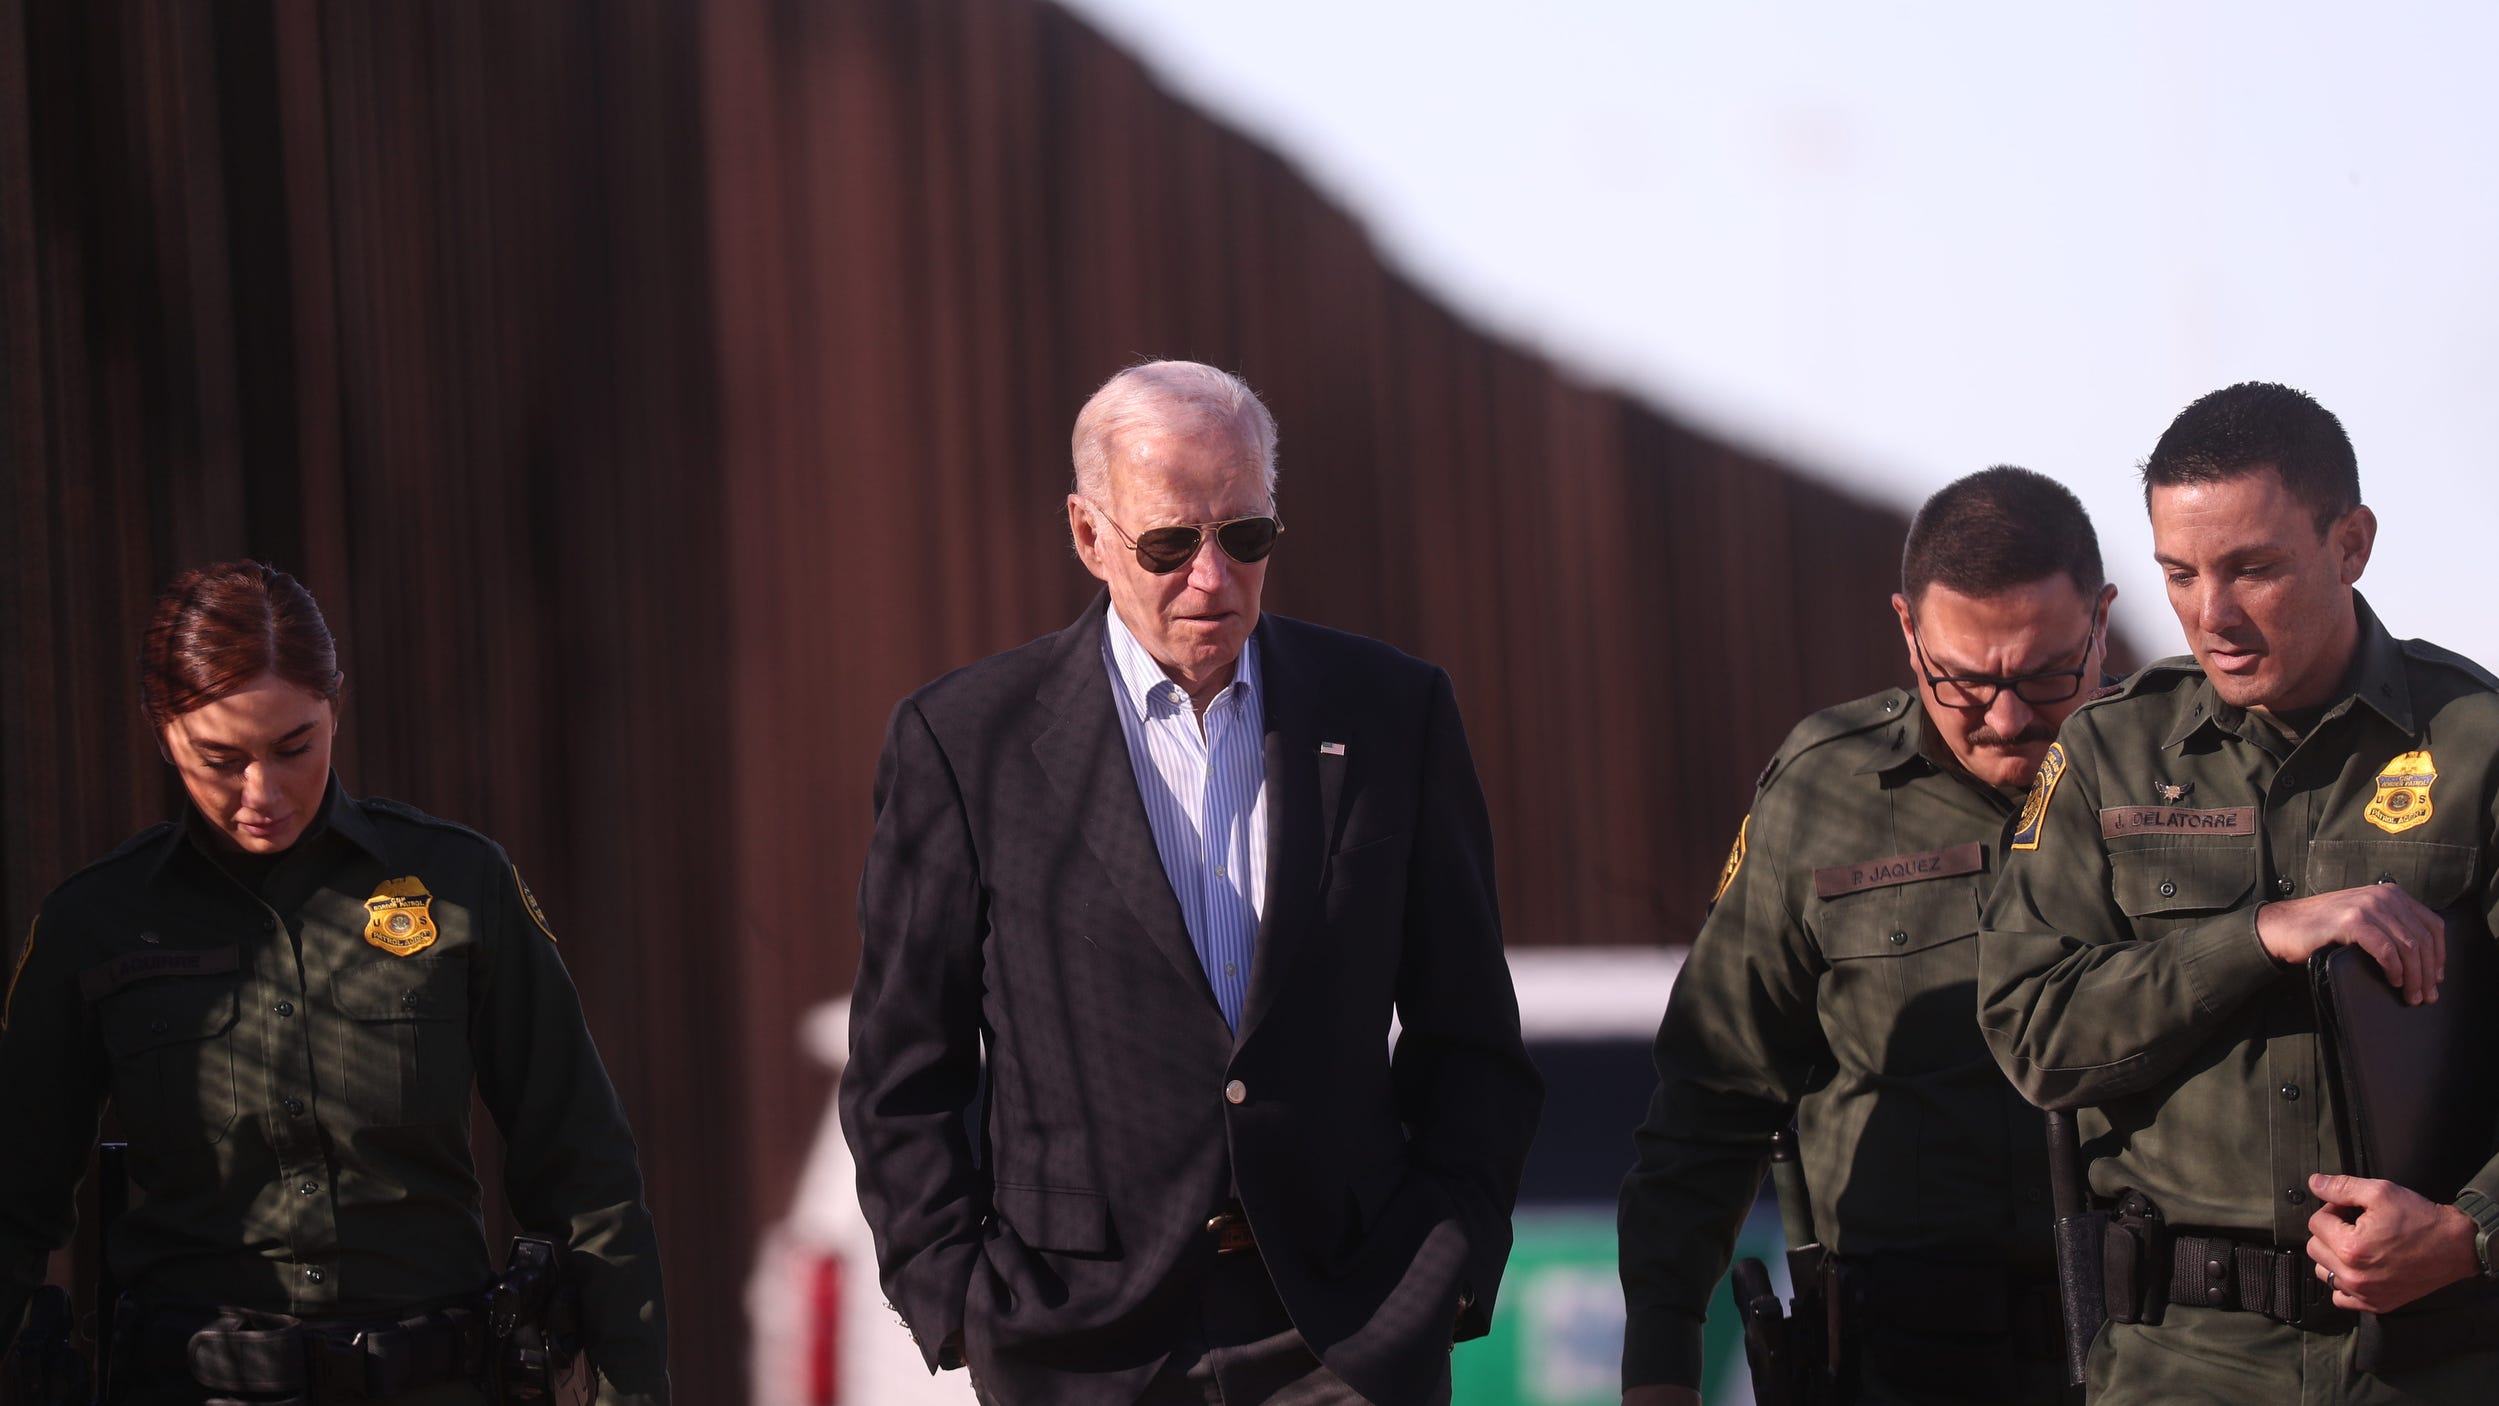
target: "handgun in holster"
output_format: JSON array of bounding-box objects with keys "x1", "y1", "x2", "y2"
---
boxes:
[
  {"x1": 4, "y1": 1286, "x2": 90, "y2": 1406},
  {"x1": 486, "y1": 1235, "x2": 581, "y2": 1404},
  {"x1": 6, "y1": 1143, "x2": 124, "y2": 1406},
  {"x1": 1730, "y1": 1124, "x2": 1837, "y2": 1406},
  {"x1": 2045, "y1": 1110, "x2": 2169, "y2": 1388}
]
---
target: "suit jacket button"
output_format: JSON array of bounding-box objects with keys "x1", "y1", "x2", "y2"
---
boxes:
[{"x1": 1224, "y1": 1079, "x2": 1247, "y2": 1105}]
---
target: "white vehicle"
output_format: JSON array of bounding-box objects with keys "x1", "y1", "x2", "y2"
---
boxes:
[
  {"x1": 745, "y1": 948, "x2": 1698, "y2": 1406},
  {"x1": 745, "y1": 1000, "x2": 975, "y2": 1406}
]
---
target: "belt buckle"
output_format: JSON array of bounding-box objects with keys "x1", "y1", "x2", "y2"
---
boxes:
[
  {"x1": 1204, "y1": 1211, "x2": 1256, "y2": 1255},
  {"x1": 311, "y1": 1329, "x2": 371, "y2": 1402}
]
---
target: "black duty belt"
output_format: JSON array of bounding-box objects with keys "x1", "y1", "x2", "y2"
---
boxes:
[
  {"x1": 2158, "y1": 1231, "x2": 2349, "y2": 1332},
  {"x1": 120, "y1": 1299, "x2": 488, "y2": 1404}
]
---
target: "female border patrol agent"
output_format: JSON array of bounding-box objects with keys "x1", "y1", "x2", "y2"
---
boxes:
[{"x1": 0, "y1": 561, "x2": 668, "y2": 1405}]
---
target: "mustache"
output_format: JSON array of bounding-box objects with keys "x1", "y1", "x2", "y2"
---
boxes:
[{"x1": 1967, "y1": 720, "x2": 2058, "y2": 749}]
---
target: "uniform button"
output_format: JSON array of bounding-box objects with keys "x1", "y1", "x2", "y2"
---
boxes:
[
  {"x1": 297, "y1": 1181, "x2": 318, "y2": 1196},
  {"x1": 2276, "y1": 877, "x2": 2295, "y2": 895},
  {"x1": 401, "y1": 991, "x2": 420, "y2": 1009},
  {"x1": 1224, "y1": 1079, "x2": 1247, "y2": 1105},
  {"x1": 304, "y1": 1267, "x2": 325, "y2": 1283},
  {"x1": 2286, "y1": 1187, "x2": 2307, "y2": 1205},
  {"x1": 2282, "y1": 1084, "x2": 2300, "y2": 1101},
  {"x1": 2158, "y1": 880, "x2": 2178, "y2": 898},
  {"x1": 1889, "y1": 931, "x2": 1909, "y2": 946},
  {"x1": 148, "y1": 1020, "x2": 169, "y2": 1035},
  {"x1": 283, "y1": 1097, "x2": 305, "y2": 1115},
  {"x1": 275, "y1": 1001, "x2": 295, "y2": 1018}
]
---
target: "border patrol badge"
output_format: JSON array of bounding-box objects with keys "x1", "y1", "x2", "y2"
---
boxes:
[
  {"x1": 514, "y1": 867, "x2": 557, "y2": 942},
  {"x1": 364, "y1": 876, "x2": 439, "y2": 956},
  {"x1": 1711, "y1": 816, "x2": 1750, "y2": 909},
  {"x1": 2365, "y1": 750, "x2": 2436, "y2": 834},
  {"x1": 2010, "y1": 743, "x2": 2068, "y2": 852}
]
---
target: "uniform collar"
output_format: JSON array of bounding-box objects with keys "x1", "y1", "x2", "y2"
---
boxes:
[
  {"x1": 2164, "y1": 591, "x2": 2414, "y2": 747},
  {"x1": 1854, "y1": 689, "x2": 1937, "y2": 777},
  {"x1": 144, "y1": 773, "x2": 393, "y2": 886}
]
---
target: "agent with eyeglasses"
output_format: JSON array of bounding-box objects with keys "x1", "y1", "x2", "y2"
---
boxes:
[
  {"x1": 842, "y1": 360, "x2": 1540, "y2": 1406},
  {"x1": 1619, "y1": 466, "x2": 2112, "y2": 1406}
]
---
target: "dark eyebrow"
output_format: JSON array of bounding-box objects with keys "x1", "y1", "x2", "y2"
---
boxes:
[{"x1": 196, "y1": 721, "x2": 318, "y2": 753}]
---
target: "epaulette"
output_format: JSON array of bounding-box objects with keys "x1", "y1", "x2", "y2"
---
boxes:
[
  {"x1": 1752, "y1": 687, "x2": 1915, "y2": 795},
  {"x1": 359, "y1": 797, "x2": 504, "y2": 853},
  {"x1": 44, "y1": 821, "x2": 177, "y2": 902},
  {"x1": 2402, "y1": 638, "x2": 2499, "y2": 694},
  {"x1": 2075, "y1": 655, "x2": 2202, "y2": 712}
]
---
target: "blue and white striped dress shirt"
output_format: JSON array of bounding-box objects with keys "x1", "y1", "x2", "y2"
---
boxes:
[{"x1": 1102, "y1": 606, "x2": 1268, "y2": 1033}]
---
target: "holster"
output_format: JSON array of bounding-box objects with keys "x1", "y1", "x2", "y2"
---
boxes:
[
  {"x1": 1728, "y1": 1246, "x2": 1835, "y2": 1406},
  {"x1": 487, "y1": 1235, "x2": 581, "y2": 1405},
  {"x1": 4, "y1": 1286, "x2": 91, "y2": 1406},
  {"x1": 2100, "y1": 1190, "x2": 2167, "y2": 1327}
]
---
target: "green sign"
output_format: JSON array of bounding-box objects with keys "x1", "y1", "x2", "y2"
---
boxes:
[{"x1": 1451, "y1": 1207, "x2": 1783, "y2": 1406}]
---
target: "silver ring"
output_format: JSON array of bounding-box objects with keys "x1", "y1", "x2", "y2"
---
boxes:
[{"x1": 2328, "y1": 1269, "x2": 2340, "y2": 1291}]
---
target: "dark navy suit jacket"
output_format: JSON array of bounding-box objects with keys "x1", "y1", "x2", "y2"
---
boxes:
[{"x1": 842, "y1": 598, "x2": 1542, "y2": 1406}]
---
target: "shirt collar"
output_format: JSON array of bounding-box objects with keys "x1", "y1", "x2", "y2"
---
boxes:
[
  {"x1": 2164, "y1": 591, "x2": 2414, "y2": 747},
  {"x1": 1101, "y1": 602, "x2": 1260, "y2": 721},
  {"x1": 144, "y1": 772, "x2": 393, "y2": 887},
  {"x1": 1853, "y1": 689, "x2": 1933, "y2": 777}
]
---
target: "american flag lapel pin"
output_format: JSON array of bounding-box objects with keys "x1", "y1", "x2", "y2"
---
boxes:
[{"x1": 1319, "y1": 740, "x2": 1347, "y2": 757}]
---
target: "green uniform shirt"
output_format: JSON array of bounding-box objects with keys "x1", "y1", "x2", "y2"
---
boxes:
[
  {"x1": 0, "y1": 777, "x2": 669, "y2": 1405},
  {"x1": 1619, "y1": 688, "x2": 2056, "y2": 1390},
  {"x1": 1980, "y1": 595, "x2": 2499, "y2": 1248}
]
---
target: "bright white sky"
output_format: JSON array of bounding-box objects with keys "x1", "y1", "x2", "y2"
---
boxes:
[{"x1": 1059, "y1": 0, "x2": 2499, "y2": 669}]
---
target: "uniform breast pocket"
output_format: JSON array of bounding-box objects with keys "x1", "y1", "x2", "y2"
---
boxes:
[
  {"x1": 2306, "y1": 839, "x2": 2476, "y2": 910},
  {"x1": 99, "y1": 979, "x2": 243, "y2": 1148},
  {"x1": 330, "y1": 956, "x2": 471, "y2": 1128},
  {"x1": 1814, "y1": 878, "x2": 1985, "y2": 1074},
  {"x1": 2109, "y1": 842, "x2": 2259, "y2": 938}
]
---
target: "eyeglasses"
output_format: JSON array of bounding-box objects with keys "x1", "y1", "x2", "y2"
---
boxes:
[
  {"x1": 1911, "y1": 616, "x2": 2102, "y2": 709},
  {"x1": 1087, "y1": 502, "x2": 1284, "y2": 575}
]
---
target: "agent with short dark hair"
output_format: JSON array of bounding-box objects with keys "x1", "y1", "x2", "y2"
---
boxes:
[
  {"x1": 1619, "y1": 466, "x2": 2113, "y2": 1405},
  {"x1": 0, "y1": 561, "x2": 669, "y2": 1405},
  {"x1": 1981, "y1": 381, "x2": 2499, "y2": 1398}
]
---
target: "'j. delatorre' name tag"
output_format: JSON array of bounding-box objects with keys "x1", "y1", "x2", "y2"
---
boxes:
[
  {"x1": 1813, "y1": 842, "x2": 1984, "y2": 898},
  {"x1": 2099, "y1": 806, "x2": 2257, "y2": 838}
]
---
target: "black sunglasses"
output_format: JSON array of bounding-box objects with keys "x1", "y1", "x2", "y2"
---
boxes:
[{"x1": 1089, "y1": 502, "x2": 1284, "y2": 575}]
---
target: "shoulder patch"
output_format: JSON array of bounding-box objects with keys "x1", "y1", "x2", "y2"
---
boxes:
[
  {"x1": 2008, "y1": 742, "x2": 2069, "y2": 852},
  {"x1": 1710, "y1": 815, "x2": 1750, "y2": 909},
  {"x1": 513, "y1": 867, "x2": 558, "y2": 942},
  {"x1": 2402, "y1": 638, "x2": 2499, "y2": 693}
]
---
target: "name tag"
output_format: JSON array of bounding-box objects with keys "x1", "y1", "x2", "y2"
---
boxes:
[
  {"x1": 2099, "y1": 806, "x2": 2258, "y2": 838},
  {"x1": 1814, "y1": 842, "x2": 1984, "y2": 898},
  {"x1": 76, "y1": 945, "x2": 240, "y2": 1000}
]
